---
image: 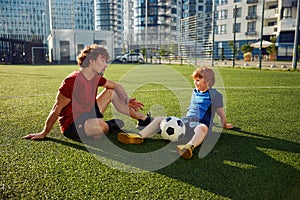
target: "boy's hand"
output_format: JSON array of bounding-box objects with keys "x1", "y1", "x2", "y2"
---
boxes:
[{"x1": 224, "y1": 123, "x2": 234, "y2": 129}]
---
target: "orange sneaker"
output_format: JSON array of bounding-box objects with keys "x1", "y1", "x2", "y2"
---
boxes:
[
  {"x1": 117, "y1": 132, "x2": 144, "y2": 144},
  {"x1": 176, "y1": 144, "x2": 194, "y2": 159}
]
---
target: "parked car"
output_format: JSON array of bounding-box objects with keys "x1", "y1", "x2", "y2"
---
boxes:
[{"x1": 115, "y1": 52, "x2": 144, "y2": 63}]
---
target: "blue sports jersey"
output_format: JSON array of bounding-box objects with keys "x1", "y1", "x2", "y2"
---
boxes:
[
  {"x1": 186, "y1": 89, "x2": 211, "y2": 126},
  {"x1": 185, "y1": 88, "x2": 223, "y2": 128}
]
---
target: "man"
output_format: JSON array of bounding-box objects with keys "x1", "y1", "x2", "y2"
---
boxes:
[{"x1": 24, "y1": 44, "x2": 151, "y2": 141}]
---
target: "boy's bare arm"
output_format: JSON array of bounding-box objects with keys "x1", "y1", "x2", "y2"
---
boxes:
[{"x1": 216, "y1": 107, "x2": 233, "y2": 129}]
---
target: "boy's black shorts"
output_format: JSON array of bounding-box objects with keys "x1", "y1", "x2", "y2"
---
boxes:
[
  {"x1": 63, "y1": 103, "x2": 103, "y2": 141},
  {"x1": 180, "y1": 117, "x2": 210, "y2": 143}
]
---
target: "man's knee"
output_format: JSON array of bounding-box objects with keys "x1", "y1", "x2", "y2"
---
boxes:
[{"x1": 85, "y1": 119, "x2": 109, "y2": 137}]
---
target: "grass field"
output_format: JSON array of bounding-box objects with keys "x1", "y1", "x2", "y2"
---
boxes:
[{"x1": 1, "y1": 64, "x2": 300, "y2": 199}]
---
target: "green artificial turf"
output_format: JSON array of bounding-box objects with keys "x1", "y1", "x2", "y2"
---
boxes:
[{"x1": 0, "y1": 64, "x2": 299, "y2": 199}]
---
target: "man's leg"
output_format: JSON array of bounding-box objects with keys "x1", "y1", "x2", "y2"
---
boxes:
[
  {"x1": 64, "y1": 112, "x2": 108, "y2": 141},
  {"x1": 84, "y1": 118, "x2": 109, "y2": 139}
]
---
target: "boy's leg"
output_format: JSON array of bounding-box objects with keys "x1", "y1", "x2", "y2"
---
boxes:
[
  {"x1": 177, "y1": 124, "x2": 208, "y2": 159},
  {"x1": 139, "y1": 117, "x2": 164, "y2": 138},
  {"x1": 187, "y1": 124, "x2": 208, "y2": 147}
]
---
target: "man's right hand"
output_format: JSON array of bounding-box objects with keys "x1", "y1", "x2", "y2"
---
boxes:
[{"x1": 23, "y1": 132, "x2": 47, "y2": 140}]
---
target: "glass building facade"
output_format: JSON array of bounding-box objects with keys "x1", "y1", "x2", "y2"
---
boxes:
[
  {"x1": 95, "y1": 0, "x2": 123, "y2": 49},
  {"x1": 0, "y1": 0, "x2": 49, "y2": 42},
  {"x1": 49, "y1": 0, "x2": 94, "y2": 30}
]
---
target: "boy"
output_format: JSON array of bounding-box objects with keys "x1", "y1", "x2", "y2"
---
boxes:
[{"x1": 117, "y1": 67, "x2": 233, "y2": 159}]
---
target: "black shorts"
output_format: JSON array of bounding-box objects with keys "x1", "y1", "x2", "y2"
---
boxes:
[
  {"x1": 179, "y1": 117, "x2": 210, "y2": 143},
  {"x1": 63, "y1": 103, "x2": 103, "y2": 141}
]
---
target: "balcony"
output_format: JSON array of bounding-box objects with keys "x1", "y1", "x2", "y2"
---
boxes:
[
  {"x1": 246, "y1": 15, "x2": 257, "y2": 20},
  {"x1": 264, "y1": 8, "x2": 278, "y2": 19},
  {"x1": 245, "y1": 31, "x2": 257, "y2": 36},
  {"x1": 246, "y1": 0, "x2": 258, "y2": 4},
  {"x1": 279, "y1": 18, "x2": 296, "y2": 31},
  {"x1": 264, "y1": 25, "x2": 277, "y2": 35}
]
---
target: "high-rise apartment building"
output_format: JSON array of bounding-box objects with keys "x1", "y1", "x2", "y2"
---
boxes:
[
  {"x1": 48, "y1": 0, "x2": 114, "y2": 63},
  {"x1": 49, "y1": 0, "x2": 94, "y2": 31},
  {"x1": 0, "y1": 0, "x2": 49, "y2": 64},
  {"x1": 213, "y1": 0, "x2": 299, "y2": 60},
  {"x1": 0, "y1": 0, "x2": 49, "y2": 43},
  {"x1": 1, "y1": 0, "x2": 298, "y2": 63},
  {"x1": 94, "y1": 0, "x2": 123, "y2": 53},
  {"x1": 123, "y1": 0, "x2": 213, "y2": 58},
  {"x1": 130, "y1": 0, "x2": 173, "y2": 51},
  {"x1": 277, "y1": 0, "x2": 299, "y2": 60}
]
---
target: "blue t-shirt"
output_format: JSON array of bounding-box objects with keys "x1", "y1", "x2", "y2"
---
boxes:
[
  {"x1": 185, "y1": 88, "x2": 223, "y2": 127},
  {"x1": 186, "y1": 89, "x2": 211, "y2": 126}
]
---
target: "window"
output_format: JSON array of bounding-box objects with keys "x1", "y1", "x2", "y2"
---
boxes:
[
  {"x1": 283, "y1": 7, "x2": 292, "y2": 18},
  {"x1": 234, "y1": 0, "x2": 241, "y2": 2},
  {"x1": 219, "y1": 10, "x2": 228, "y2": 20},
  {"x1": 94, "y1": 40, "x2": 107, "y2": 45},
  {"x1": 233, "y1": 23, "x2": 241, "y2": 33},
  {"x1": 247, "y1": 21, "x2": 256, "y2": 32},
  {"x1": 218, "y1": 24, "x2": 227, "y2": 34},
  {"x1": 234, "y1": 7, "x2": 242, "y2": 18},
  {"x1": 219, "y1": 0, "x2": 228, "y2": 5},
  {"x1": 268, "y1": 21, "x2": 277, "y2": 26},
  {"x1": 248, "y1": 5, "x2": 257, "y2": 16},
  {"x1": 77, "y1": 44, "x2": 84, "y2": 56},
  {"x1": 278, "y1": 46, "x2": 293, "y2": 56}
]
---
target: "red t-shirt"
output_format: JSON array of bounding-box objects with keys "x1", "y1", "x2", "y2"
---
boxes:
[{"x1": 58, "y1": 70, "x2": 107, "y2": 133}]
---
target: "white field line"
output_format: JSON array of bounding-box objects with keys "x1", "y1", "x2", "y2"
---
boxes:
[{"x1": 1, "y1": 86, "x2": 300, "y2": 99}]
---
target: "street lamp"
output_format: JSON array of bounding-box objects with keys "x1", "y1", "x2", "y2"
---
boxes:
[
  {"x1": 258, "y1": 0, "x2": 265, "y2": 69},
  {"x1": 292, "y1": 1, "x2": 300, "y2": 70}
]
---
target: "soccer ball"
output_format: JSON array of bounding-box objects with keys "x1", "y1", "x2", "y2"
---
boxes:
[{"x1": 160, "y1": 116, "x2": 186, "y2": 142}]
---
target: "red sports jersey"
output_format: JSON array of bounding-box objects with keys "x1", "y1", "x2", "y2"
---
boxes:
[{"x1": 58, "y1": 70, "x2": 107, "y2": 133}]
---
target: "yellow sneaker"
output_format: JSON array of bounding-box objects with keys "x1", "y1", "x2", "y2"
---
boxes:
[
  {"x1": 117, "y1": 132, "x2": 144, "y2": 144},
  {"x1": 176, "y1": 144, "x2": 194, "y2": 159}
]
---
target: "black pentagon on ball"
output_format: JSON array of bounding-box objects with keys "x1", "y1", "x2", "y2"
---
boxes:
[
  {"x1": 166, "y1": 127, "x2": 175, "y2": 135},
  {"x1": 165, "y1": 116, "x2": 172, "y2": 122},
  {"x1": 177, "y1": 119, "x2": 184, "y2": 127}
]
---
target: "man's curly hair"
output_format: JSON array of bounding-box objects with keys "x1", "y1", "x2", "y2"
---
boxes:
[{"x1": 77, "y1": 44, "x2": 110, "y2": 68}]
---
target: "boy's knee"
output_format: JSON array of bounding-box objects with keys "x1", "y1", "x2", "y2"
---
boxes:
[{"x1": 195, "y1": 124, "x2": 208, "y2": 133}]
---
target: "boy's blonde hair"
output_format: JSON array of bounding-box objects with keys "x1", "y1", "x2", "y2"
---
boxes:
[
  {"x1": 192, "y1": 67, "x2": 215, "y2": 88},
  {"x1": 77, "y1": 44, "x2": 110, "y2": 68}
]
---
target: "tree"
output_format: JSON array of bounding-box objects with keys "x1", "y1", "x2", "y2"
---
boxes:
[
  {"x1": 266, "y1": 37, "x2": 277, "y2": 61},
  {"x1": 228, "y1": 40, "x2": 239, "y2": 58},
  {"x1": 240, "y1": 44, "x2": 253, "y2": 53},
  {"x1": 240, "y1": 44, "x2": 253, "y2": 62},
  {"x1": 266, "y1": 43, "x2": 276, "y2": 55}
]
